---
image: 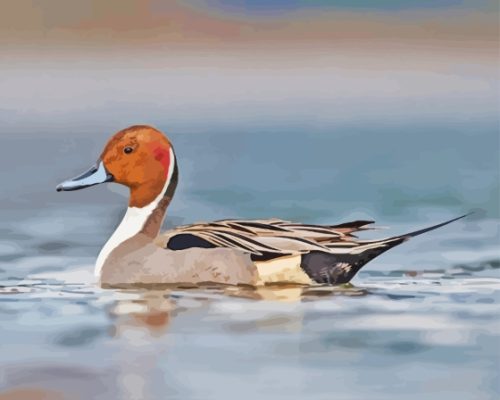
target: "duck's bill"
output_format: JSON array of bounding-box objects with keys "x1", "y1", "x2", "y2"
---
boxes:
[{"x1": 56, "y1": 161, "x2": 114, "y2": 192}]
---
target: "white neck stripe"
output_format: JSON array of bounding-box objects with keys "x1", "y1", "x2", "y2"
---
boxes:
[{"x1": 95, "y1": 147, "x2": 176, "y2": 277}]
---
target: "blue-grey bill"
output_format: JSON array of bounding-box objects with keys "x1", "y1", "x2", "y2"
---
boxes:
[{"x1": 56, "y1": 161, "x2": 114, "y2": 191}]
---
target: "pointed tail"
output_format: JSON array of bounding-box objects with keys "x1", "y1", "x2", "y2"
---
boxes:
[
  {"x1": 351, "y1": 213, "x2": 471, "y2": 257},
  {"x1": 301, "y1": 213, "x2": 471, "y2": 284},
  {"x1": 397, "y1": 213, "x2": 471, "y2": 239}
]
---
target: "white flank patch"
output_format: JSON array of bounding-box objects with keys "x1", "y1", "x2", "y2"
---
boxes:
[
  {"x1": 95, "y1": 147, "x2": 176, "y2": 277},
  {"x1": 255, "y1": 255, "x2": 312, "y2": 285}
]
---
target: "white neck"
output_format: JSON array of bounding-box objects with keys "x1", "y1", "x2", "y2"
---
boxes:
[{"x1": 94, "y1": 147, "x2": 176, "y2": 277}]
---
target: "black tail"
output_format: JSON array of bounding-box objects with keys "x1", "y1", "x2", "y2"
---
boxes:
[
  {"x1": 300, "y1": 214, "x2": 470, "y2": 285},
  {"x1": 397, "y1": 213, "x2": 470, "y2": 239}
]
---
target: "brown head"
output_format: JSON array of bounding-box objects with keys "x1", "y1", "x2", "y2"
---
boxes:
[{"x1": 56, "y1": 125, "x2": 178, "y2": 208}]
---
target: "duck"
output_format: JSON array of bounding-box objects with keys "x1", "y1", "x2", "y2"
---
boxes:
[{"x1": 56, "y1": 125, "x2": 467, "y2": 287}]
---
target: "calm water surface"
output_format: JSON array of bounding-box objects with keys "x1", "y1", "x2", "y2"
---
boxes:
[{"x1": 1, "y1": 124, "x2": 499, "y2": 399}]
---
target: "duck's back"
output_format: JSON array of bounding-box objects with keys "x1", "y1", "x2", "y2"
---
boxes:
[{"x1": 152, "y1": 218, "x2": 378, "y2": 285}]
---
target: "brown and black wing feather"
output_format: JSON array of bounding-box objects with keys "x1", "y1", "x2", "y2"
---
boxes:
[{"x1": 160, "y1": 215, "x2": 468, "y2": 284}]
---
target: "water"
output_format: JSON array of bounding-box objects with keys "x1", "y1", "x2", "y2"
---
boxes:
[{"x1": 1, "y1": 121, "x2": 499, "y2": 399}]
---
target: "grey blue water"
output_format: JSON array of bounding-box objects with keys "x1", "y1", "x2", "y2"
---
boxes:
[{"x1": 1, "y1": 118, "x2": 499, "y2": 399}]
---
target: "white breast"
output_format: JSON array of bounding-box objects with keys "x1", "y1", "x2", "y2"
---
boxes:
[{"x1": 94, "y1": 147, "x2": 176, "y2": 277}]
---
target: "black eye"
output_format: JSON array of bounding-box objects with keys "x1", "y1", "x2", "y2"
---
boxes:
[{"x1": 123, "y1": 146, "x2": 134, "y2": 154}]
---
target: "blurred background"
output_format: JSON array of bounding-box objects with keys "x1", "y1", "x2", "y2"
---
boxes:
[
  {"x1": 0, "y1": 0, "x2": 498, "y2": 223},
  {"x1": 0, "y1": 1, "x2": 499, "y2": 400}
]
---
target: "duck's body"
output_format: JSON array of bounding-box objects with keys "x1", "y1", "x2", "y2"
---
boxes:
[{"x1": 57, "y1": 125, "x2": 466, "y2": 287}]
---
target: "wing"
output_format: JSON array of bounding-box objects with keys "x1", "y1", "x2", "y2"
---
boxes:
[
  {"x1": 156, "y1": 218, "x2": 373, "y2": 259},
  {"x1": 155, "y1": 215, "x2": 467, "y2": 284}
]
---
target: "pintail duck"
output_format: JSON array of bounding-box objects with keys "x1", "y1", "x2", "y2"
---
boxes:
[{"x1": 57, "y1": 125, "x2": 467, "y2": 287}]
